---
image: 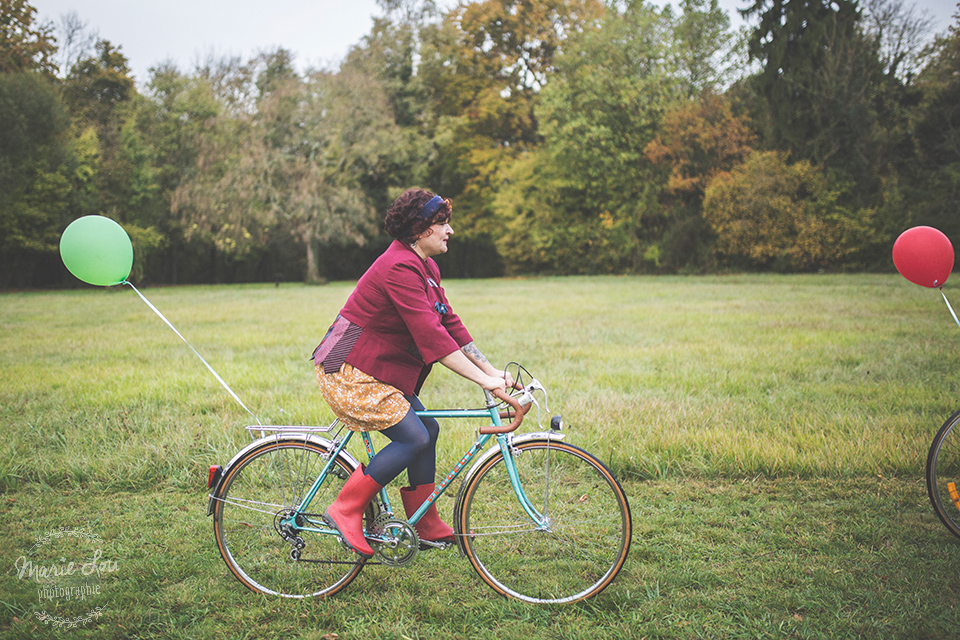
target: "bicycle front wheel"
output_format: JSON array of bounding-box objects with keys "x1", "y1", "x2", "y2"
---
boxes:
[
  {"x1": 212, "y1": 437, "x2": 373, "y2": 598},
  {"x1": 458, "y1": 439, "x2": 631, "y2": 604},
  {"x1": 927, "y1": 409, "x2": 960, "y2": 539}
]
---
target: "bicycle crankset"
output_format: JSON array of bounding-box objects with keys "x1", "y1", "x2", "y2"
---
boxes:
[{"x1": 370, "y1": 514, "x2": 419, "y2": 567}]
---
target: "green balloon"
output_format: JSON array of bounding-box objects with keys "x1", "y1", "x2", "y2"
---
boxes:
[{"x1": 59, "y1": 216, "x2": 133, "y2": 286}]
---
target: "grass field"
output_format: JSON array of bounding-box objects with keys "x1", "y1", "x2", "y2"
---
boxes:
[{"x1": 3, "y1": 274, "x2": 960, "y2": 638}]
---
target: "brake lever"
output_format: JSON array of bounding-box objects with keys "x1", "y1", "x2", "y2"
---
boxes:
[
  {"x1": 522, "y1": 379, "x2": 547, "y2": 412},
  {"x1": 486, "y1": 375, "x2": 549, "y2": 429}
]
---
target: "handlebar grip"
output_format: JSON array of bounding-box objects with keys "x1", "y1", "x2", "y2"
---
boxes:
[{"x1": 479, "y1": 389, "x2": 530, "y2": 435}]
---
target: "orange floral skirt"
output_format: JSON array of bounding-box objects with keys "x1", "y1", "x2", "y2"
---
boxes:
[{"x1": 315, "y1": 362, "x2": 410, "y2": 432}]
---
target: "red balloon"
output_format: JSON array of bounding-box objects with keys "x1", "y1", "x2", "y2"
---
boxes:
[{"x1": 893, "y1": 226, "x2": 955, "y2": 288}]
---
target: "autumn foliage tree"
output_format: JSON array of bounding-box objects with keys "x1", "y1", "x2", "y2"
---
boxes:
[
  {"x1": 646, "y1": 93, "x2": 755, "y2": 205},
  {"x1": 418, "y1": 0, "x2": 605, "y2": 239},
  {"x1": 2, "y1": 0, "x2": 958, "y2": 286},
  {"x1": 644, "y1": 92, "x2": 755, "y2": 269},
  {"x1": 703, "y1": 150, "x2": 873, "y2": 270},
  {"x1": 0, "y1": 0, "x2": 56, "y2": 75}
]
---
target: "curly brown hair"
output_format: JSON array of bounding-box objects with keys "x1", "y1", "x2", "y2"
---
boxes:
[{"x1": 384, "y1": 188, "x2": 452, "y2": 242}]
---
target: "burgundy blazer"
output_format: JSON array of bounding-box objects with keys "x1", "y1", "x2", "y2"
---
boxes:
[{"x1": 313, "y1": 240, "x2": 472, "y2": 395}]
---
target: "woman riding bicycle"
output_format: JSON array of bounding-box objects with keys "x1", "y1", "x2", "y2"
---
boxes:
[{"x1": 313, "y1": 187, "x2": 511, "y2": 558}]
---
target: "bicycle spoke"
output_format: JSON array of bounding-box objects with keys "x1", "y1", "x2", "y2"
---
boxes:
[
  {"x1": 459, "y1": 440, "x2": 631, "y2": 604},
  {"x1": 927, "y1": 411, "x2": 960, "y2": 539},
  {"x1": 212, "y1": 439, "x2": 372, "y2": 598}
]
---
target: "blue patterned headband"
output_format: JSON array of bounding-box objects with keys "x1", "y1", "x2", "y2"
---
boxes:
[{"x1": 418, "y1": 195, "x2": 444, "y2": 220}]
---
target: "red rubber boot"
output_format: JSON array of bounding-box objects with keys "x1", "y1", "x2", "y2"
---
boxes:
[
  {"x1": 400, "y1": 483, "x2": 455, "y2": 543},
  {"x1": 324, "y1": 465, "x2": 382, "y2": 558}
]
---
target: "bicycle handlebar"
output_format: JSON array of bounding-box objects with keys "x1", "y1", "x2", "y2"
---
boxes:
[{"x1": 479, "y1": 388, "x2": 531, "y2": 435}]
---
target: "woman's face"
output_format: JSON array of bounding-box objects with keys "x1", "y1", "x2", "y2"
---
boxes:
[{"x1": 416, "y1": 221, "x2": 454, "y2": 257}]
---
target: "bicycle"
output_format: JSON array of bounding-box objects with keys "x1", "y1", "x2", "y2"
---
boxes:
[
  {"x1": 205, "y1": 365, "x2": 632, "y2": 604},
  {"x1": 926, "y1": 409, "x2": 960, "y2": 539}
]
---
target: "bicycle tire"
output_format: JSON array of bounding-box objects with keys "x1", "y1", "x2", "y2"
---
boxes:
[
  {"x1": 927, "y1": 409, "x2": 960, "y2": 539},
  {"x1": 457, "y1": 439, "x2": 631, "y2": 604},
  {"x1": 212, "y1": 437, "x2": 374, "y2": 597}
]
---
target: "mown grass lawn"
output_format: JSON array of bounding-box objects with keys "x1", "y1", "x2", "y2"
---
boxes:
[{"x1": 2, "y1": 274, "x2": 960, "y2": 639}]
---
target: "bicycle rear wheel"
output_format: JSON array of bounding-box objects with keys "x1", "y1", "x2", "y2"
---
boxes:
[
  {"x1": 212, "y1": 437, "x2": 374, "y2": 597},
  {"x1": 927, "y1": 409, "x2": 960, "y2": 539},
  {"x1": 457, "y1": 439, "x2": 631, "y2": 604}
]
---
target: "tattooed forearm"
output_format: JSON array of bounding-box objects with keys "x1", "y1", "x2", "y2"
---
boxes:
[{"x1": 462, "y1": 342, "x2": 490, "y2": 367}]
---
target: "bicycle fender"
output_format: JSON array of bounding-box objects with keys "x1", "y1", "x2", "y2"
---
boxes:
[
  {"x1": 206, "y1": 433, "x2": 362, "y2": 516},
  {"x1": 451, "y1": 432, "x2": 565, "y2": 555}
]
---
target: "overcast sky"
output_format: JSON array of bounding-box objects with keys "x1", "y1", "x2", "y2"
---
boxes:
[{"x1": 32, "y1": 0, "x2": 959, "y2": 85}]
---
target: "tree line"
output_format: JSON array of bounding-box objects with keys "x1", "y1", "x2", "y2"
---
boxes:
[{"x1": 1, "y1": 0, "x2": 958, "y2": 288}]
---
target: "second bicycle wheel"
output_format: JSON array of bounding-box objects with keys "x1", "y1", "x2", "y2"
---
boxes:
[
  {"x1": 212, "y1": 436, "x2": 375, "y2": 598},
  {"x1": 927, "y1": 409, "x2": 960, "y2": 539},
  {"x1": 457, "y1": 439, "x2": 631, "y2": 604}
]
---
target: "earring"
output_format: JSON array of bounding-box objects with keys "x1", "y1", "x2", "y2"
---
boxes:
[{"x1": 410, "y1": 240, "x2": 418, "y2": 249}]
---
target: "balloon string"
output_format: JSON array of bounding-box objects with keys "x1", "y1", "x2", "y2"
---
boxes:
[
  {"x1": 122, "y1": 281, "x2": 262, "y2": 426},
  {"x1": 941, "y1": 288, "x2": 960, "y2": 331}
]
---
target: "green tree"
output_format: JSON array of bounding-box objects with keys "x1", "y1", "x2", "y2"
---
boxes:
[
  {"x1": 498, "y1": 0, "x2": 680, "y2": 273},
  {"x1": 256, "y1": 58, "x2": 385, "y2": 284},
  {"x1": 0, "y1": 72, "x2": 72, "y2": 287},
  {"x1": 169, "y1": 56, "x2": 278, "y2": 270},
  {"x1": 63, "y1": 39, "x2": 134, "y2": 129},
  {"x1": 341, "y1": 15, "x2": 436, "y2": 217},
  {"x1": 741, "y1": 0, "x2": 922, "y2": 267},
  {"x1": 417, "y1": 0, "x2": 605, "y2": 240},
  {"x1": 744, "y1": 0, "x2": 882, "y2": 183},
  {"x1": 857, "y1": 0, "x2": 933, "y2": 259},
  {"x1": 351, "y1": 2, "x2": 438, "y2": 131},
  {"x1": 139, "y1": 62, "x2": 242, "y2": 283},
  {"x1": 911, "y1": 10, "x2": 960, "y2": 239},
  {"x1": 174, "y1": 51, "x2": 401, "y2": 283},
  {"x1": 62, "y1": 40, "x2": 164, "y2": 278}
]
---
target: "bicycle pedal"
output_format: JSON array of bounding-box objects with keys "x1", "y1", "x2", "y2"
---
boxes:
[{"x1": 418, "y1": 539, "x2": 453, "y2": 551}]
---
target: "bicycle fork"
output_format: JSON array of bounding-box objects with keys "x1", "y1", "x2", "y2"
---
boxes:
[{"x1": 497, "y1": 435, "x2": 551, "y2": 530}]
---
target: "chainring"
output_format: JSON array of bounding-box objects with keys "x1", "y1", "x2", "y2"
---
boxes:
[{"x1": 371, "y1": 516, "x2": 419, "y2": 567}]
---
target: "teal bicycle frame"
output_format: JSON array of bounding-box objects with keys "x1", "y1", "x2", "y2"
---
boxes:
[
  {"x1": 210, "y1": 372, "x2": 632, "y2": 604},
  {"x1": 276, "y1": 400, "x2": 546, "y2": 542}
]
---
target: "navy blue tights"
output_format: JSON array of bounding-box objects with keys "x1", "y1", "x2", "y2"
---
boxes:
[{"x1": 364, "y1": 395, "x2": 439, "y2": 488}]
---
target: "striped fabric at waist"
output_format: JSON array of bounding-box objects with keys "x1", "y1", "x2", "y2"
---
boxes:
[{"x1": 312, "y1": 315, "x2": 364, "y2": 374}]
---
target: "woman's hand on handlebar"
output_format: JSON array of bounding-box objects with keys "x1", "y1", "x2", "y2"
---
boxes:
[{"x1": 480, "y1": 374, "x2": 507, "y2": 393}]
